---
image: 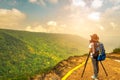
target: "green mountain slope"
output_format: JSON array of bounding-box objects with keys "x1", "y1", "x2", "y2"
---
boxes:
[{"x1": 0, "y1": 29, "x2": 88, "y2": 79}]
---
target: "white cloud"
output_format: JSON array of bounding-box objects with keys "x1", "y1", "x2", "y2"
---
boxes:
[
  {"x1": 39, "y1": 0, "x2": 46, "y2": 6},
  {"x1": 25, "y1": 22, "x2": 68, "y2": 34},
  {"x1": 48, "y1": 0, "x2": 58, "y2": 4},
  {"x1": 47, "y1": 21, "x2": 57, "y2": 26},
  {"x1": 8, "y1": 0, "x2": 17, "y2": 6},
  {"x1": 29, "y1": 0, "x2": 59, "y2": 6},
  {"x1": 0, "y1": 8, "x2": 26, "y2": 29},
  {"x1": 109, "y1": 0, "x2": 120, "y2": 5},
  {"x1": 26, "y1": 25, "x2": 47, "y2": 32},
  {"x1": 72, "y1": 0, "x2": 86, "y2": 7},
  {"x1": 112, "y1": 5, "x2": 120, "y2": 11},
  {"x1": 29, "y1": 0, "x2": 46, "y2": 6},
  {"x1": 0, "y1": 8, "x2": 25, "y2": 19},
  {"x1": 60, "y1": 24, "x2": 66, "y2": 28},
  {"x1": 99, "y1": 25, "x2": 104, "y2": 31},
  {"x1": 29, "y1": 0, "x2": 37, "y2": 3},
  {"x1": 91, "y1": 0, "x2": 103, "y2": 9},
  {"x1": 102, "y1": 5, "x2": 120, "y2": 28},
  {"x1": 88, "y1": 12, "x2": 101, "y2": 21},
  {"x1": 102, "y1": 5, "x2": 120, "y2": 21},
  {"x1": 110, "y1": 22, "x2": 116, "y2": 29}
]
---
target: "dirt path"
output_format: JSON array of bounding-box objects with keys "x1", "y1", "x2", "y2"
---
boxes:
[
  {"x1": 66, "y1": 58, "x2": 120, "y2": 80},
  {"x1": 31, "y1": 53, "x2": 120, "y2": 80}
]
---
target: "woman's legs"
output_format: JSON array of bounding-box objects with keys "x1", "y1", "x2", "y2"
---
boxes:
[{"x1": 91, "y1": 58, "x2": 99, "y2": 77}]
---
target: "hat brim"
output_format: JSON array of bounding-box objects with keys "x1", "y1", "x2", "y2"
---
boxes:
[{"x1": 90, "y1": 35, "x2": 99, "y2": 41}]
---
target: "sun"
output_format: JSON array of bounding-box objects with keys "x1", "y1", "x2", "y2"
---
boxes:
[{"x1": 88, "y1": 12, "x2": 100, "y2": 21}]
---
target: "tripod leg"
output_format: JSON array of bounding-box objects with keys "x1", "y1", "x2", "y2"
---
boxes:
[
  {"x1": 81, "y1": 53, "x2": 90, "y2": 78},
  {"x1": 100, "y1": 61, "x2": 108, "y2": 76}
]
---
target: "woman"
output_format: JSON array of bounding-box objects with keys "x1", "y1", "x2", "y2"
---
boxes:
[{"x1": 89, "y1": 34, "x2": 100, "y2": 80}]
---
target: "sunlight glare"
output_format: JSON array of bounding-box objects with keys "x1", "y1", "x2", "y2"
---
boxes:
[{"x1": 88, "y1": 12, "x2": 100, "y2": 21}]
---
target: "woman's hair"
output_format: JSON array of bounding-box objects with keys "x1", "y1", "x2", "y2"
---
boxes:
[
  {"x1": 89, "y1": 39, "x2": 94, "y2": 43},
  {"x1": 89, "y1": 39, "x2": 99, "y2": 43},
  {"x1": 90, "y1": 34, "x2": 99, "y2": 43}
]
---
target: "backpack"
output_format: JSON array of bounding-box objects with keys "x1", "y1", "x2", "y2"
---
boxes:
[
  {"x1": 97, "y1": 43, "x2": 106, "y2": 61},
  {"x1": 92, "y1": 42, "x2": 100, "y2": 58}
]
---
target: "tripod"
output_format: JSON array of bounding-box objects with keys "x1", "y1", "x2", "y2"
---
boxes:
[{"x1": 81, "y1": 53, "x2": 108, "y2": 78}]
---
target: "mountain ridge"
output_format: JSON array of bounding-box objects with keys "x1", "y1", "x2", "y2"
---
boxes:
[{"x1": 0, "y1": 29, "x2": 88, "y2": 79}]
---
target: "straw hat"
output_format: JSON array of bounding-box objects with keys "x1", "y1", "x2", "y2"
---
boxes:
[{"x1": 90, "y1": 34, "x2": 99, "y2": 41}]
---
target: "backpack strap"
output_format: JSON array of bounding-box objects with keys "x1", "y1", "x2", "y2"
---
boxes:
[
  {"x1": 93, "y1": 41, "x2": 100, "y2": 53},
  {"x1": 92, "y1": 42, "x2": 99, "y2": 58}
]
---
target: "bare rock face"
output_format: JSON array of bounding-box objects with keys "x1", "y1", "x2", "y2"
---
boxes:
[
  {"x1": 30, "y1": 56, "x2": 84, "y2": 80},
  {"x1": 44, "y1": 71, "x2": 61, "y2": 80},
  {"x1": 30, "y1": 74, "x2": 45, "y2": 80},
  {"x1": 53, "y1": 56, "x2": 84, "y2": 77}
]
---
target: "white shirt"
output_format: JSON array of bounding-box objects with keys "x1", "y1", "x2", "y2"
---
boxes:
[{"x1": 89, "y1": 42, "x2": 100, "y2": 57}]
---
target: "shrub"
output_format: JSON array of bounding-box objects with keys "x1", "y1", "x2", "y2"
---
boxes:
[{"x1": 113, "y1": 48, "x2": 120, "y2": 53}]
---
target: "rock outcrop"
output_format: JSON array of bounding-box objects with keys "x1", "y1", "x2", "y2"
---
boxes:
[{"x1": 30, "y1": 56, "x2": 85, "y2": 80}]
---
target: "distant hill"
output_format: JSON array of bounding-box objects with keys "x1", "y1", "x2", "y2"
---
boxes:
[{"x1": 0, "y1": 29, "x2": 88, "y2": 79}]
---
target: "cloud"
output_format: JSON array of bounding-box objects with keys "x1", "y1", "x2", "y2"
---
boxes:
[
  {"x1": 0, "y1": 8, "x2": 26, "y2": 29},
  {"x1": 48, "y1": 0, "x2": 58, "y2": 4},
  {"x1": 8, "y1": 0, "x2": 17, "y2": 6},
  {"x1": 47, "y1": 21, "x2": 57, "y2": 26},
  {"x1": 110, "y1": 22, "x2": 116, "y2": 30},
  {"x1": 38, "y1": 0, "x2": 46, "y2": 6},
  {"x1": 57, "y1": 0, "x2": 120, "y2": 40},
  {"x1": 29, "y1": 0, "x2": 37, "y2": 3},
  {"x1": 60, "y1": 24, "x2": 66, "y2": 28},
  {"x1": 72, "y1": 0, "x2": 86, "y2": 7},
  {"x1": 98, "y1": 25, "x2": 104, "y2": 31},
  {"x1": 111, "y1": 5, "x2": 120, "y2": 11},
  {"x1": 91, "y1": 0, "x2": 103, "y2": 9},
  {"x1": 29, "y1": 0, "x2": 59, "y2": 6},
  {"x1": 29, "y1": 0, "x2": 46, "y2": 6},
  {"x1": 101, "y1": 5, "x2": 120, "y2": 30},
  {"x1": 109, "y1": 0, "x2": 120, "y2": 5},
  {"x1": 26, "y1": 25, "x2": 47, "y2": 32},
  {"x1": 25, "y1": 21, "x2": 68, "y2": 34},
  {"x1": 88, "y1": 12, "x2": 101, "y2": 21}
]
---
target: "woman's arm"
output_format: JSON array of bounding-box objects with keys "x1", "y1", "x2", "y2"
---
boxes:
[
  {"x1": 89, "y1": 43, "x2": 93, "y2": 53},
  {"x1": 89, "y1": 48, "x2": 92, "y2": 53}
]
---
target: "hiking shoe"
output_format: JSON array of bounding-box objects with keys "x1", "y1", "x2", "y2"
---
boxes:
[
  {"x1": 94, "y1": 78, "x2": 98, "y2": 80},
  {"x1": 91, "y1": 75, "x2": 98, "y2": 80}
]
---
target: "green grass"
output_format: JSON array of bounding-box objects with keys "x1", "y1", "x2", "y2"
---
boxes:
[
  {"x1": 0, "y1": 29, "x2": 88, "y2": 79},
  {"x1": 113, "y1": 48, "x2": 120, "y2": 53}
]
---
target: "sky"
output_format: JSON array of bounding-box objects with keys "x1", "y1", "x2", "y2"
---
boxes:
[{"x1": 0, "y1": 0, "x2": 120, "y2": 51}]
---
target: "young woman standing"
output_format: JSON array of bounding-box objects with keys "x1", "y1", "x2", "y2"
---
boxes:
[{"x1": 89, "y1": 34, "x2": 100, "y2": 80}]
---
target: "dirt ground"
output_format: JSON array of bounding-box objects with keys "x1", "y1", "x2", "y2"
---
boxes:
[
  {"x1": 31, "y1": 53, "x2": 120, "y2": 80},
  {"x1": 67, "y1": 53, "x2": 120, "y2": 80}
]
